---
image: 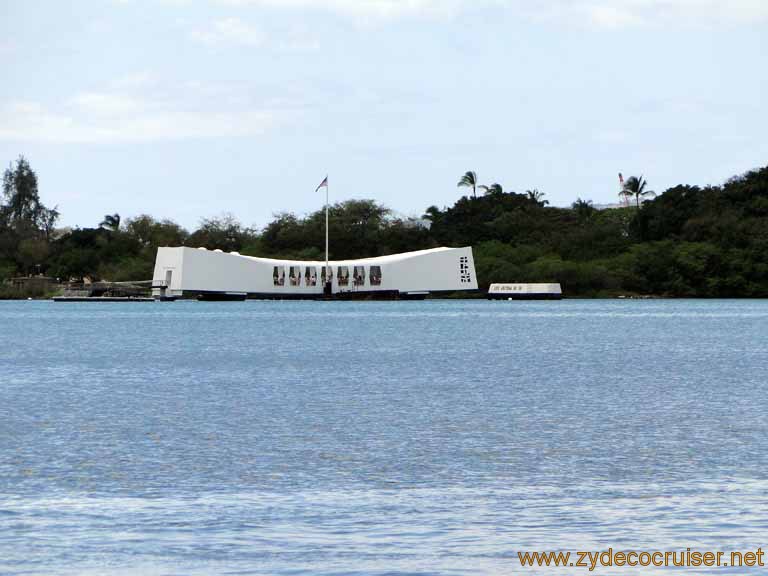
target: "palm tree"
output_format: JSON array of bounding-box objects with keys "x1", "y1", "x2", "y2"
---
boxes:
[
  {"x1": 526, "y1": 189, "x2": 548, "y2": 206},
  {"x1": 100, "y1": 213, "x2": 121, "y2": 231},
  {"x1": 572, "y1": 198, "x2": 595, "y2": 223},
  {"x1": 479, "y1": 183, "x2": 504, "y2": 196},
  {"x1": 621, "y1": 175, "x2": 655, "y2": 208},
  {"x1": 422, "y1": 205, "x2": 441, "y2": 223},
  {"x1": 457, "y1": 171, "x2": 478, "y2": 199}
]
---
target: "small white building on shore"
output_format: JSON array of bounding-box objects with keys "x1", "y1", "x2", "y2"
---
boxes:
[{"x1": 152, "y1": 246, "x2": 477, "y2": 300}]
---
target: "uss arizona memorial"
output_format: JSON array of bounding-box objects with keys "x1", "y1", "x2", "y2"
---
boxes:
[
  {"x1": 152, "y1": 246, "x2": 478, "y2": 300},
  {"x1": 148, "y1": 179, "x2": 558, "y2": 300},
  {"x1": 151, "y1": 177, "x2": 480, "y2": 300},
  {"x1": 147, "y1": 178, "x2": 556, "y2": 301}
]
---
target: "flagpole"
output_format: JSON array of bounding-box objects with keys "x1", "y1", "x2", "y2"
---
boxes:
[{"x1": 325, "y1": 177, "x2": 330, "y2": 295}]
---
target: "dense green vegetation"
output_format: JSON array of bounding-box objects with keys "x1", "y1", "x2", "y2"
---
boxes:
[{"x1": 2, "y1": 156, "x2": 768, "y2": 297}]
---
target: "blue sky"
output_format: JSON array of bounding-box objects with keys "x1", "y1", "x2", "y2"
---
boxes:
[{"x1": 1, "y1": 0, "x2": 766, "y2": 230}]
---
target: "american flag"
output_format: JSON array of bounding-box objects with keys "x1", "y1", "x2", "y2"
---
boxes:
[
  {"x1": 315, "y1": 176, "x2": 328, "y2": 192},
  {"x1": 618, "y1": 173, "x2": 624, "y2": 186}
]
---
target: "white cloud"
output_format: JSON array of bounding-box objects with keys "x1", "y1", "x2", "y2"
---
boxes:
[
  {"x1": 191, "y1": 17, "x2": 264, "y2": 45},
  {"x1": 0, "y1": 92, "x2": 274, "y2": 143},
  {"x1": 586, "y1": 4, "x2": 641, "y2": 28},
  {"x1": 70, "y1": 93, "x2": 144, "y2": 116},
  {"x1": 214, "y1": 0, "x2": 768, "y2": 25},
  {"x1": 113, "y1": 71, "x2": 158, "y2": 90},
  {"x1": 189, "y1": 16, "x2": 319, "y2": 51},
  {"x1": 216, "y1": 0, "x2": 468, "y2": 19},
  {"x1": 576, "y1": 0, "x2": 768, "y2": 26}
]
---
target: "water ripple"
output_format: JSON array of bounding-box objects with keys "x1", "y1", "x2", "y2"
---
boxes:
[{"x1": 1, "y1": 300, "x2": 767, "y2": 574}]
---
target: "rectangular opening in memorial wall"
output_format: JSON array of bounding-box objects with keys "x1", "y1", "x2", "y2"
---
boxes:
[
  {"x1": 305, "y1": 267, "x2": 318, "y2": 286},
  {"x1": 353, "y1": 266, "x2": 365, "y2": 286},
  {"x1": 338, "y1": 266, "x2": 349, "y2": 286},
  {"x1": 289, "y1": 266, "x2": 301, "y2": 286},
  {"x1": 370, "y1": 265, "x2": 382, "y2": 286},
  {"x1": 273, "y1": 266, "x2": 285, "y2": 286}
]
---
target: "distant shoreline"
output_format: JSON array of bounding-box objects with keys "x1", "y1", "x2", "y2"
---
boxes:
[
  {"x1": 3, "y1": 158, "x2": 768, "y2": 299},
  {"x1": 2, "y1": 293, "x2": 766, "y2": 302}
]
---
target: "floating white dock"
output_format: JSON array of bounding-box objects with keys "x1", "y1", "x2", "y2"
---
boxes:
[{"x1": 488, "y1": 283, "x2": 562, "y2": 300}]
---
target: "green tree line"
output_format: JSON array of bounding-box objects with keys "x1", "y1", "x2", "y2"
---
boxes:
[{"x1": 2, "y1": 156, "x2": 768, "y2": 297}]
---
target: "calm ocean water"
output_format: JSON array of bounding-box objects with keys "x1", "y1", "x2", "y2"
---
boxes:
[{"x1": 1, "y1": 299, "x2": 767, "y2": 575}]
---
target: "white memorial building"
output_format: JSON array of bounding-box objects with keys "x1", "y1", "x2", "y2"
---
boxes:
[{"x1": 152, "y1": 246, "x2": 477, "y2": 300}]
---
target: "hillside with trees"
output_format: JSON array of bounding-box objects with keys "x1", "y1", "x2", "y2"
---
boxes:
[{"x1": 2, "y1": 155, "x2": 768, "y2": 298}]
